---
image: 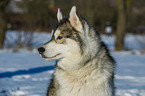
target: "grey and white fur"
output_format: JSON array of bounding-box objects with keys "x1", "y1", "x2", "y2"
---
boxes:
[{"x1": 38, "y1": 6, "x2": 115, "y2": 96}]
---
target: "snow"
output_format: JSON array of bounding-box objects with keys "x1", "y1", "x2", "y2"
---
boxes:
[
  {"x1": 0, "y1": 32, "x2": 145, "y2": 96},
  {"x1": 113, "y1": 51, "x2": 145, "y2": 96}
]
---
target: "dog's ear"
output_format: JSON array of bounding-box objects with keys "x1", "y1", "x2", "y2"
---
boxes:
[
  {"x1": 69, "y1": 6, "x2": 82, "y2": 31},
  {"x1": 57, "y1": 8, "x2": 63, "y2": 22}
]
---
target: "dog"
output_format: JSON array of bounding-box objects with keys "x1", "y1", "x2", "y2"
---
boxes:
[{"x1": 38, "y1": 6, "x2": 115, "y2": 96}]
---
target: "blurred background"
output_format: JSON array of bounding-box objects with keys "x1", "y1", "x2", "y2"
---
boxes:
[
  {"x1": 0, "y1": 0, "x2": 145, "y2": 96},
  {"x1": 0, "y1": 0, "x2": 145, "y2": 51}
]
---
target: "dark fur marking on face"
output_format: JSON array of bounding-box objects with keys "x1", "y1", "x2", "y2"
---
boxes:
[
  {"x1": 71, "y1": 29, "x2": 85, "y2": 54},
  {"x1": 52, "y1": 17, "x2": 86, "y2": 54},
  {"x1": 51, "y1": 18, "x2": 70, "y2": 39},
  {"x1": 56, "y1": 18, "x2": 70, "y2": 30}
]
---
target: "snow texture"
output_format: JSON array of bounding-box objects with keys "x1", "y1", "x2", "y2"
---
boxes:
[{"x1": 0, "y1": 31, "x2": 145, "y2": 96}]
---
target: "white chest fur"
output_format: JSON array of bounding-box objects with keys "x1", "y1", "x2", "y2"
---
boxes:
[{"x1": 54, "y1": 64, "x2": 112, "y2": 96}]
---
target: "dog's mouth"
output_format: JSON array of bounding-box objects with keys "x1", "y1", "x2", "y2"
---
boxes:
[{"x1": 41, "y1": 53, "x2": 61, "y2": 60}]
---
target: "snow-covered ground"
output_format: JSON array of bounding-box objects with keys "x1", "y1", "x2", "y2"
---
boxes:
[{"x1": 0, "y1": 32, "x2": 145, "y2": 96}]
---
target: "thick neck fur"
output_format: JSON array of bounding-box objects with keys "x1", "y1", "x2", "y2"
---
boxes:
[{"x1": 54, "y1": 47, "x2": 114, "y2": 96}]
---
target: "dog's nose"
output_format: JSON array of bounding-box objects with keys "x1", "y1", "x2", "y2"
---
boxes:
[{"x1": 38, "y1": 47, "x2": 45, "y2": 54}]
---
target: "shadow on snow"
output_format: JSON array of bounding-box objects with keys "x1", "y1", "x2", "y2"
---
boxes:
[{"x1": 0, "y1": 66, "x2": 54, "y2": 78}]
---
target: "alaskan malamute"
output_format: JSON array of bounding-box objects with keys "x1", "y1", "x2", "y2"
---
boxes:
[{"x1": 38, "y1": 6, "x2": 115, "y2": 96}]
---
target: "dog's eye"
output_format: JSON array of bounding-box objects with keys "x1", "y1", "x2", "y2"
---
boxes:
[{"x1": 57, "y1": 36, "x2": 63, "y2": 40}]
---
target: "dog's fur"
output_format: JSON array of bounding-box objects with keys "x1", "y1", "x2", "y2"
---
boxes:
[{"x1": 38, "y1": 6, "x2": 115, "y2": 96}]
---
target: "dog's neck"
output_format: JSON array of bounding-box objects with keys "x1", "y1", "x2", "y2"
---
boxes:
[
  {"x1": 56, "y1": 56, "x2": 98, "y2": 77},
  {"x1": 56, "y1": 54, "x2": 83, "y2": 71},
  {"x1": 56, "y1": 53, "x2": 98, "y2": 72}
]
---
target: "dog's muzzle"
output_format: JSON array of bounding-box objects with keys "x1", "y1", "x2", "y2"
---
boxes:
[{"x1": 38, "y1": 47, "x2": 45, "y2": 54}]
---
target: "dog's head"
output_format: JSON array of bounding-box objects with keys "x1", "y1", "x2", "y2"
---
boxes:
[{"x1": 38, "y1": 6, "x2": 100, "y2": 62}]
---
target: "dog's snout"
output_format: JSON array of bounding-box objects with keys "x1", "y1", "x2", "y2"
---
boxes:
[{"x1": 38, "y1": 47, "x2": 45, "y2": 54}]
